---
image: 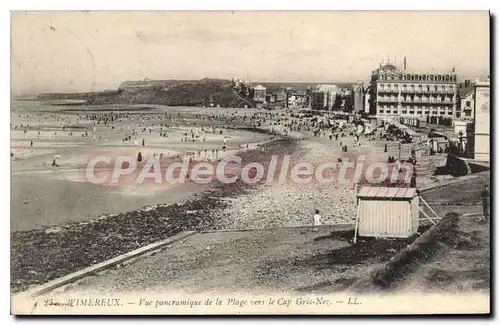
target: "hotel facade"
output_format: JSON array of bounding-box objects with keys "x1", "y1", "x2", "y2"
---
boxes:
[{"x1": 369, "y1": 62, "x2": 458, "y2": 118}]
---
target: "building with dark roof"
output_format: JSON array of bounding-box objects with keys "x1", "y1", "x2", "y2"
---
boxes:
[
  {"x1": 369, "y1": 59, "x2": 458, "y2": 118},
  {"x1": 352, "y1": 82, "x2": 365, "y2": 112},
  {"x1": 458, "y1": 79, "x2": 475, "y2": 120}
]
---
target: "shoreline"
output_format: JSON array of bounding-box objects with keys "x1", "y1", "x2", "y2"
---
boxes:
[{"x1": 10, "y1": 137, "x2": 300, "y2": 293}]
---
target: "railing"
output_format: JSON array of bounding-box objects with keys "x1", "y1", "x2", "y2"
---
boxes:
[
  {"x1": 380, "y1": 88, "x2": 399, "y2": 93},
  {"x1": 378, "y1": 97, "x2": 398, "y2": 102}
]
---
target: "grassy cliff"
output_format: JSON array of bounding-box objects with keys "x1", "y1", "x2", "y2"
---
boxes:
[{"x1": 39, "y1": 78, "x2": 255, "y2": 108}]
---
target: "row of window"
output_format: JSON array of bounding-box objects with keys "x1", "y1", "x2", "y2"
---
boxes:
[
  {"x1": 378, "y1": 94, "x2": 454, "y2": 99},
  {"x1": 378, "y1": 110, "x2": 454, "y2": 116},
  {"x1": 377, "y1": 96, "x2": 454, "y2": 103},
  {"x1": 378, "y1": 73, "x2": 457, "y2": 82},
  {"x1": 377, "y1": 83, "x2": 455, "y2": 91},
  {"x1": 379, "y1": 104, "x2": 453, "y2": 111}
]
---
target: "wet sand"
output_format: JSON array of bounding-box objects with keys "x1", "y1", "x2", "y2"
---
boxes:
[{"x1": 11, "y1": 101, "x2": 273, "y2": 231}]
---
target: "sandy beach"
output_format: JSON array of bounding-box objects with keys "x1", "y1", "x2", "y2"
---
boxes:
[{"x1": 11, "y1": 101, "x2": 274, "y2": 231}]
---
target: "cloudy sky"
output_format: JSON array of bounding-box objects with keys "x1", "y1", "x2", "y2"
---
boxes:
[{"x1": 11, "y1": 11, "x2": 490, "y2": 94}]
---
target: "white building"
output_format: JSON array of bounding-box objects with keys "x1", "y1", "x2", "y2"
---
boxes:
[
  {"x1": 369, "y1": 61, "x2": 458, "y2": 118},
  {"x1": 469, "y1": 77, "x2": 490, "y2": 162},
  {"x1": 251, "y1": 85, "x2": 267, "y2": 103},
  {"x1": 311, "y1": 84, "x2": 340, "y2": 111}
]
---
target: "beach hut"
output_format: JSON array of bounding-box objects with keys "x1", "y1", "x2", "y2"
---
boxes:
[
  {"x1": 353, "y1": 186, "x2": 440, "y2": 242},
  {"x1": 354, "y1": 186, "x2": 419, "y2": 240}
]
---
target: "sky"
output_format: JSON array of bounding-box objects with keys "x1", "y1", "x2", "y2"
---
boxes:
[{"x1": 11, "y1": 11, "x2": 490, "y2": 94}]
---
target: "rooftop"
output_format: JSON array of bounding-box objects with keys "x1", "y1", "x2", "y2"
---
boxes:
[
  {"x1": 381, "y1": 63, "x2": 398, "y2": 71},
  {"x1": 459, "y1": 88, "x2": 475, "y2": 99},
  {"x1": 357, "y1": 186, "x2": 417, "y2": 199},
  {"x1": 315, "y1": 84, "x2": 340, "y2": 93},
  {"x1": 373, "y1": 64, "x2": 457, "y2": 76}
]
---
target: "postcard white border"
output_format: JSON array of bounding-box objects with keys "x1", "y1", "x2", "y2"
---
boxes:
[{"x1": 2, "y1": 1, "x2": 498, "y2": 324}]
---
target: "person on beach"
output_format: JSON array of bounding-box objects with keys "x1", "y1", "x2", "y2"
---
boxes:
[
  {"x1": 312, "y1": 209, "x2": 322, "y2": 232},
  {"x1": 410, "y1": 165, "x2": 417, "y2": 188},
  {"x1": 477, "y1": 185, "x2": 490, "y2": 222}
]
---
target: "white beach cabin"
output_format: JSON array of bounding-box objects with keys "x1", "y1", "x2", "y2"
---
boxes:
[{"x1": 354, "y1": 186, "x2": 420, "y2": 240}]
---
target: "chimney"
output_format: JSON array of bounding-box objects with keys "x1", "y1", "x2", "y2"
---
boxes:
[{"x1": 404, "y1": 57, "x2": 407, "y2": 70}]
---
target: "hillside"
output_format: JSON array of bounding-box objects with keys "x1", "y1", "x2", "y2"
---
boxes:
[
  {"x1": 37, "y1": 89, "x2": 121, "y2": 101},
  {"x1": 36, "y1": 79, "x2": 356, "y2": 109},
  {"x1": 40, "y1": 78, "x2": 255, "y2": 108}
]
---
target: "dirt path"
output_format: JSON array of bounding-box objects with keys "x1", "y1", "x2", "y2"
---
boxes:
[{"x1": 50, "y1": 225, "x2": 414, "y2": 295}]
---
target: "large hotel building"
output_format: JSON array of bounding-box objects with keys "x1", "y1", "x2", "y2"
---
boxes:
[{"x1": 369, "y1": 61, "x2": 458, "y2": 118}]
